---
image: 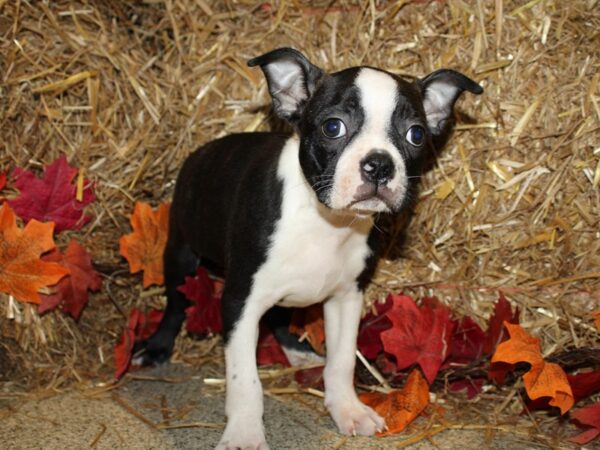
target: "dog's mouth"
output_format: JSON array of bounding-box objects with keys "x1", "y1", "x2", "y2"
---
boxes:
[{"x1": 346, "y1": 183, "x2": 397, "y2": 213}]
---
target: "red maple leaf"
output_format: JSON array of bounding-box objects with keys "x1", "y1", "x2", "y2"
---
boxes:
[
  {"x1": 295, "y1": 366, "x2": 324, "y2": 390},
  {"x1": 483, "y1": 293, "x2": 519, "y2": 354},
  {"x1": 114, "y1": 308, "x2": 164, "y2": 379},
  {"x1": 9, "y1": 156, "x2": 95, "y2": 233},
  {"x1": 381, "y1": 295, "x2": 455, "y2": 384},
  {"x1": 357, "y1": 296, "x2": 393, "y2": 360},
  {"x1": 569, "y1": 402, "x2": 600, "y2": 445},
  {"x1": 177, "y1": 267, "x2": 222, "y2": 335},
  {"x1": 256, "y1": 322, "x2": 290, "y2": 367},
  {"x1": 38, "y1": 240, "x2": 101, "y2": 319},
  {"x1": 448, "y1": 316, "x2": 486, "y2": 364},
  {"x1": 448, "y1": 378, "x2": 485, "y2": 399},
  {"x1": 0, "y1": 171, "x2": 6, "y2": 191}
]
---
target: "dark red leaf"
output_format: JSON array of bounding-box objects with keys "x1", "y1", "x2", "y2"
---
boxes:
[
  {"x1": 448, "y1": 378, "x2": 485, "y2": 399},
  {"x1": 9, "y1": 155, "x2": 95, "y2": 233},
  {"x1": 484, "y1": 293, "x2": 519, "y2": 354},
  {"x1": 357, "y1": 296, "x2": 393, "y2": 360},
  {"x1": 448, "y1": 316, "x2": 486, "y2": 364},
  {"x1": 295, "y1": 366, "x2": 324, "y2": 390},
  {"x1": 381, "y1": 294, "x2": 455, "y2": 384},
  {"x1": 0, "y1": 171, "x2": 6, "y2": 191},
  {"x1": 38, "y1": 240, "x2": 101, "y2": 319},
  {"x1": 114, "y1": 308, "x2": 164, "y2": 379},
  {"x1": 177, "y1": 267, "x2": 222, "y2": 335},
  {"x1": 568, "y1": 402, "x2": 600, "y2": 445},
  {"x1": 257, "y1": 322, "x2": 290, "y2": 367}
]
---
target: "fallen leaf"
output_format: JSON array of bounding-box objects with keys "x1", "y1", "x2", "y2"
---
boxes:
[
  {"x1": 0, "y1": 171, "x2": 6, "y2": 191},
  {"x1": 357, "y1": 296, "x2": 393, "y2": 360},
  {"x1": 381, "y1": 294, "x2": 454, "y2": 384},
  {"x1": 9, "y1": 155, "x2": 95, "y2": 233},
  {"x1": 448, "y1": 316, "x2": 486, "y2": 364},
  {"x1": 114, "y1": 308, "x2": 164, "y2": 379},
  {"x1": 38, "y1": 240, "x2": 101, "y2": 319},
  {"x1": 257, "y1": 322, "x2": 290, "y2": 367},
  {"x1": 448, "y1": 378, "x2": 485, "y2": 399},
  {"x1": 568, "y1": 402, "x2": 600, "y2": 445},
  {"x1": 490, "y1": 322, "x2": 574, "y2": 414},
  {"x1": 119, "y1": 202, "x2": 170, "y2": 288},
  {"x1": 483, "y1": 293, "x2": 519, "y2": 354},
  {"x1": 360, "y1": 369, "x2": 429, "y2": 436},
  {"x1": 593, "y1": 311, "x2": 600, "y2": 333},
  {"x1": 177, "y1": 267, "x2": 222, "y2": 335},
  {"x1": 289, "y1": 304, "x2": 326, "y2": 355},
  {"x1": 294, "y1": 366, "x2": 324, "y2": 390},
  {"x1": 526, "y1": 370, "x2": 600, "y2": 411},
  {"x1": 0, "y1": 203, "x2": 69, "y2": 303}
]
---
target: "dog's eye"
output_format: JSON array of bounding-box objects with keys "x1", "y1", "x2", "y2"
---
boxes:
[
  {"x1": 406, "y1": 125, "x2": 425, "y2": 147},
  {"x1": 322, "y1": 119, "x2": 347, "y2": 139}
]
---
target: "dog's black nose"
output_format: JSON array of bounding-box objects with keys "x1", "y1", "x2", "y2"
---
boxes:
[{"x1": 360, "y1": 152, "x2": 395, "y2": 185}]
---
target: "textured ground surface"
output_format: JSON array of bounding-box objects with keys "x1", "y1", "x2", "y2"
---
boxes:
[{"x1": 1, "y1": 364, "x2": 558, "y2": 450}]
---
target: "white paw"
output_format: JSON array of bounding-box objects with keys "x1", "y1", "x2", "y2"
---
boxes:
[
  {"x1": 215, "y1": 421, "x2": 269, "y2": 450},
  {"x1": 326, "y1": 397, "x2": 386, "y2": 436}
]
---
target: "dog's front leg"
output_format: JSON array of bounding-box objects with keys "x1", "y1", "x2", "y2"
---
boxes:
[
  {"x1": 217, "y1": 301, "x2": 269, "y2": 450},
  {"x1": 323, "y1": 290, "x2": 386, "y2": 436}
]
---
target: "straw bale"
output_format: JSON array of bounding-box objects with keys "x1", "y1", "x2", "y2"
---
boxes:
[{"x1": 0, "y1": 0, "x2": 598, "y2": 399}]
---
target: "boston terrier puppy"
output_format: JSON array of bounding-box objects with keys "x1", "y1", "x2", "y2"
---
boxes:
[{"x1": 135, "y1": 48, "x2": 482, "y2": 449}]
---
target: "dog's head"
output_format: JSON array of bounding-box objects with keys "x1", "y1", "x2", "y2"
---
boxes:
[{"x1": 249, "y1": 48, "x2": 482, "y2": 215}]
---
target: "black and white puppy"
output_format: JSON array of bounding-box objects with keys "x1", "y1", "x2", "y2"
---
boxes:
[{"x1": 136, "y1": 48, "x2": 482, "y2": 449}]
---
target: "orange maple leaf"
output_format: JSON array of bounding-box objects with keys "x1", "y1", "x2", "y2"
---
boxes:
[
  {"x1": 592, "y1": 311, "x2": 600, "y2": 333},
  {"x1": 491, "y1": 322, "x2": 574, "y2": 414},
  {"x1": 0, "y1": 203, "x2": 69, "y2": 304},
  {"x1": 359, "y1": 369, "x2": 429, "y2": 436},
  {"x1": 289, "y1": 304, "x2": 326, "y2": 354},
  {"x1": 119, "y1": 202, "x2": 170, "y2": 288}
]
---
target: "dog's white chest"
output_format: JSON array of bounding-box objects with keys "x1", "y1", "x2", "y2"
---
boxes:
[{"x1": 249, "y1": 137, "x2": 373, "y2": 308}]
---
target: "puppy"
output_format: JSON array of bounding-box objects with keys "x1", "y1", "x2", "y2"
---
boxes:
[{"x1": 136, "y1": 48, "x2": 482, "y2": 449}]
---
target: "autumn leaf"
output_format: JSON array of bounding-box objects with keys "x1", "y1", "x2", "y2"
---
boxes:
[
  {"x1": 119, "y1": 202, "x2": 170, "y2": 288},
  {"x1": 0, "y1": 203, "x2": 69, "y2": 304},
  {"x1": 490, "y1": 322, "x2": 574, "y2": 414},
  {"x1": 381, "y1": 295, "x2": 454, "y2": 384},
  {"x1": 568, "y1": 402, "x2": 600, "y2": 445},
  {"x1": 38, "y1": 240, "x2": 101, "y2": 319},
  {"x1": 9, "y1": 155, "x2": 95, "y2": 233},
  {"x1": 0, "y1": 171, "x2": 6, "y2": 191},
  {"x1": 295, "y1": 366, "x2": 324, "y2": 390},
  {"x1": 360, "y1": 369, "x2": 429, "y2": 436},
  {"x1": 593, "y1": 311, "x2": 600, "y2": 333},
  {"x1": 289, "y1": 304, "x2": 326, "y2": 355},
  {"x1": 177, "y1": 267, "x2": 223, "y2": 335},
  {"x1": 357, "y1": 296, "x2": 393, "y2": 360},
  {"x1": 448, "y1": 378, "x2": 485, "y2": 399},
  {"x1": 114, "y1": 308, "x2": 164, "y2": 379},
  {"x1": 526, "y1": 370, "x2": 600, "y2": 411},
  {"x1": 448, "y1": 316, "x2": 486, "y2": 364},
  {"x1": 257, "y1": 322, "x2": 290, "y2": 367},
  {"x1": 483, "y1": 293, "x2": 519, "y2": 354}
]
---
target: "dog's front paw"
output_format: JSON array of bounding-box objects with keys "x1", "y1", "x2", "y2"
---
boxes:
[
  {"x1": 215, "y1": 421, "x2": 269, "y2": 450},
  {"x1": 326, "y1": 397, "x2": 386, "y2": 436}
]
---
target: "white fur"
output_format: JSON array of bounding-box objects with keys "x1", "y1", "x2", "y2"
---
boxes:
[
  {"x1": 423, "y1": 81, "x2": 457, "y2": 131},
  {"x1": 329, "y1": 68, "x2": 407, "y2": 212},
  {"x1": 217, "y1": 137, "x2": 380, "y2": 449}
]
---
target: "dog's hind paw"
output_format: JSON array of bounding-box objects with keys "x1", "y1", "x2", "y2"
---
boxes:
[{"x1": 131, "y1": 331, "x2": 174, "y2": 366}]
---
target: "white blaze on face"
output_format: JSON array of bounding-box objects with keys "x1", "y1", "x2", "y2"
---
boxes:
[{"x1": 329, "y1": 68, "x2": 407, "y2": 212}]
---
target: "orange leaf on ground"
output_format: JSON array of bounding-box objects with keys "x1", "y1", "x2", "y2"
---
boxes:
[
  {"x1": 490, "y1": 322, "x2": 574, "y2": 414},
  {"x1": 289, "y1": 303, "x2": 325, "y2": 354},
  {"x1": 0, "y1": 203, "x2": 69, "y2": 303},
  {"x1": 119, "y1": 202, "x2": 170, "y2": 288},
  {"x1": 592, "y1": 311, "x2": 600, "y2": 333},
  {"x1": 359, "y1": 369, "x2": 429, "y2": 436}
]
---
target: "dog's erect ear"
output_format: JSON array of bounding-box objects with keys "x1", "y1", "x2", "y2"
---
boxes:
[
  {"x1": 419, "y1": 69, "x2": 483, "y2": 143},
  {"x1": 248, "y1": 48, "x2": 324, "y2": 122}
]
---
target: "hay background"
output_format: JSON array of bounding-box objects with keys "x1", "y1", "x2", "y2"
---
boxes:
[{"x1": 0, "y1": 0, "x2": 598, "y2": 412}]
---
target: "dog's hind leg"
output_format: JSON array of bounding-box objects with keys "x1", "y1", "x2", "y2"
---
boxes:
[{"x1": 133, "y1": 231, "x2": 199, "y2": 366}]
